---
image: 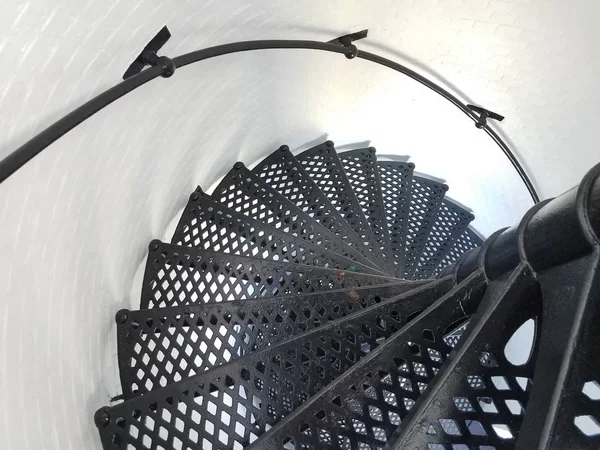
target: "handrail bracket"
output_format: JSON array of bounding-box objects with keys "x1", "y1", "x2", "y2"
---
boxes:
[{"x1": 123, "y1": 26, "x2": 175, "y2": 79}]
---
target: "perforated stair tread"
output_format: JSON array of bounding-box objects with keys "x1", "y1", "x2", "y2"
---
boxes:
[
  {"x1": 434, "y1": 226, "x2": 484, "y2": 276},
  {"x1": 210, "y1": 162, "x2": 384, "y2": 273},
  {"x1": 412, "y1": 198, "x2": 475, "y2": 280},
  {"x1": 338, "y1": 148, "x2": 396, "y2": 275},
  {"x1": 93, "y1": 146, "x2": 496, "y2": 450},
  {"x1": 377, "y1": 160, "x2": 415, "y2": 277},
  {"x1": 389, "y1": 264, "x2": 541, "y2": 449},
  {"x1": 170, "y1": 186, "x2": 384, "y2": 275},
  {"x1": 403, "y1": 175, "x2": 448, "y2": 279},
  {"x1": 252, "y1": 145, "x2": 384, "y2": 270},
  {"x1": 140, "y1": 241, "x2": 399, "y2": 309},
  {"x1": 249, "y1": 271, "x2": 487, "y2": 449},
  {"x1": 97, "y1": 278, "x2": 454, "y2": 450},
  {"x1": 295, "y1": 143, "x2": 391, "y2": 273},
  {"x1": 117, "y1": 281, "x2": 431, "y2": 398}
]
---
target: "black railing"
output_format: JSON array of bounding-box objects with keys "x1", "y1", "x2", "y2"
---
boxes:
[{"x1": 0, "y1": 32, "x2": 540, "y2": 203}]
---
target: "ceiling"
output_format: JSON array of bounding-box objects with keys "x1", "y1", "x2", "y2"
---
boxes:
[{"x1": 1, "y1": 0, "x2": 599, "y2": 449}]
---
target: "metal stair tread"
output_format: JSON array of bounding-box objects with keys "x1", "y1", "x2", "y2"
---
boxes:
[
  {"x1": 403, "y1": 174, "x2": 448, "y2": 278},
  {"x1": 140, "y1": 240, "x2": 400, "y2": 309},
  {"x1": 389, "y1": 265, "x2": 540, "y2": 449},
  {"x1": 97, "y1": 278, "x2": 454, "y2": 450},
  {"x1": 92, "y1": 144, "x2": 508, "y2": 450},
  {"x1": 117, "y1": 280, "x2": 437, "y2": 398},
  {"x1": 339, "y1": 148, "x2": 397, "y2": 275},
  {"x1": 377, "y1": 160, "x2": 415, "y2": 277},
  {"x1": 412, "y1": 197, "x2": 475, "y2": 280},
  {"x1": 171, "y1": 186, "x2": 385, "y2": 275},
  {"x1": 252, "y1": 145, "x2": 385, "y2": 271},
  {"x1": 248, "y1": 271, "x2": 487, "y2": 449},
  {"x1": 295, "y1": 142, "x2": 391, "y2": 273},
  {"x1": 210, "y1": 162, "x2": 384, "y2": 272}
]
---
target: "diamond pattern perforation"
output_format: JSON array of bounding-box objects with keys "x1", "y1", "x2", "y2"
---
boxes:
[
  {"x1": 249, "y1": 271, "x2": 487, "y2": 450},
  {"x1": 252, "y1": 146, "x2": 381, "y2": 268},
  {"x1": 118, "y1": 282, "x2": 434, "y2": 398},
  {"x1": 390, "y1": 265, "x2": 542, "y2": 449},
  {"x1": 434, "y1": 227, "x2": 484, "y2": 276},
  {"x1": 140, "y1": 242, "x2": 397, "y2": 309},
  {"x1": 210, "y1": 164, "x2": 378, "y2": 270},
  {"x1": 570, "y1": 378, "x2": 600, "y2": 447},
  {"x1": 339, "y1": 149, "x2": 396, "y2": 274},
  {"x1": 93, "y1": 150, "x2": 499, "y2": 450},
  {"x1": 403, "y1": 176, "x2": 447, "y2": 278},
  {"x1": 296, "y1": 144, "x2": 389, "y2": 271},
  {"x1": 170, "y1": 188, "x2": 382, "y2": 275},
  {"x1": 377, "y1": 161, "x2": 414, "y2": 278},
  {"x1": 99, "y1": 280, "x2": 452, "y2": 450},
  {"x1": 413, "y1": 199, "x2": 474, "y2": 280}
]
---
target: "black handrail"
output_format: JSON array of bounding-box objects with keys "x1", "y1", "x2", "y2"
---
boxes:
[{"x1": 0, "y1": 38, "x2": 540, "y2": 203}]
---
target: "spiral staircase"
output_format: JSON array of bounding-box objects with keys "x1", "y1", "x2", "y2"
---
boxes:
[{"x1": 86, "y1": 139, "x2": 600, "y2": 450}]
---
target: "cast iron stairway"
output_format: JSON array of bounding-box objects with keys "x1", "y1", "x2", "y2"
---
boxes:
[{"x1": 94, "y1": 141, "x2": 600, "y2": 449}]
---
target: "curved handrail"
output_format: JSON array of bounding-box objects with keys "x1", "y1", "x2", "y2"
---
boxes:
[{"x1": 0, "y1": 38, "x2": 540, "y2": 203}]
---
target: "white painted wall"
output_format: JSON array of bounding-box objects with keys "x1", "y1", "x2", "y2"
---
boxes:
[{"x1": 1, "y1": 1, "x2": 599, "y2": 449}]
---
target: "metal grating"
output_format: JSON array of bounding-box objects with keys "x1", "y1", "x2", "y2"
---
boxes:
[
  {"x1": 377, "y1": 161, "x2": 415, "y2": 278},
  {"x1": 249, "y1": 271, "x2": 487, "y2": 449},
  {"x1": 170, "y1": 187, "x2": 382, "y2": 275},
  {"x1": 413, "y1": 199, "x2": 474, "y2": 280},
  {"x1": 92, "y1": 148, "x2": 600, "y2": 450},
  {"x1": 117, "y1": 282, "x2": 431, "y2": 398},
  {"x1": 403, "y1": 175, "x2": 447, "y2": 279},
  {"x1": 91, "y1": 148, "x2": 504, "y2": 450},
  {"x1": 339, "y1": 148, "x2": 396, "y2": 275},
  {"x1": 210, "y1": 163, "x2": 380, "y2": 271},
  {"x1": 296, "y1": 143, "x2": 389, "y2": 272},
  {"x1": 140, "y1": 241, "x2": 397, "y2": 309},
  {"x1": 390, "y1": 265, "x2": 541, "y2": 449},
  {"x1": 252, "y1": 146, "x2": 381, "y2": 269},
  {"x1": 96, "y1": 279, "x2": 453, "y2": 450},
  {"x1": 434, "y1": 226, "x2": 484, "y2": 275}
]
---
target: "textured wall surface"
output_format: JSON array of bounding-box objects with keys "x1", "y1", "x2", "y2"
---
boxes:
[{"x1": 1, "y1": 1, "x2": 599, "y2": 449}]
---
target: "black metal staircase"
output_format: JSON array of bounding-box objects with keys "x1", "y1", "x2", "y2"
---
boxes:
[{"x1": 94, "y1": 141, "x2": 600, "y2": 449}]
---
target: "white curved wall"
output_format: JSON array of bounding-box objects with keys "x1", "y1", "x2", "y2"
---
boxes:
[{"x1": 1, "y1": 1, "x2": 599, "y2": 449}]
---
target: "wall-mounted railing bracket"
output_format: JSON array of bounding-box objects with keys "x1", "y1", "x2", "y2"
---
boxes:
[
  {"x1": 467, "y1": 104, "x2": 505, "y2": 129},
  {"x1": 123, "y1": 26, "x2": 174, "y2": 79},
  {"x1": 328, "y1": 29, "x2": 368, "y2": 59}
]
